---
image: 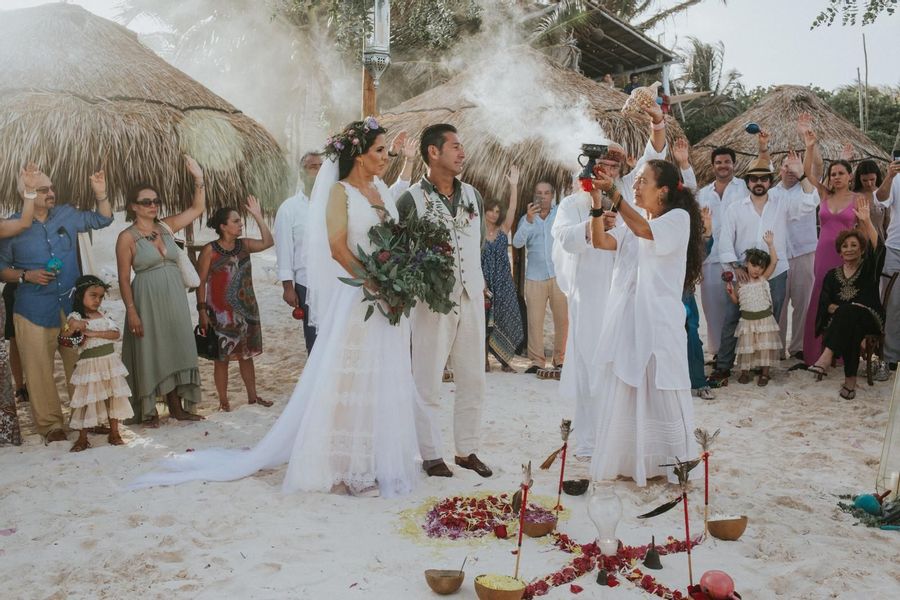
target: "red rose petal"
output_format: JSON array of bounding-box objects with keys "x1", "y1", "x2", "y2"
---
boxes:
[{"x1": 570, "y1": 584, "x2": 583, "y2": 594}]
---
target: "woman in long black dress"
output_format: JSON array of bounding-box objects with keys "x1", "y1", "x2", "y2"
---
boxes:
[
  {"x1": 808, "y1": 197, "x2": 881, "y2": 399},
  {"x1": 481, "y1": 166, "x2": 524, "y2": 372}
]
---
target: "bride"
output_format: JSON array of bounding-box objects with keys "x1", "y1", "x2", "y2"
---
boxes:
[{"x1": 130, "y1": 119, "x2": 426, "y2": 497}]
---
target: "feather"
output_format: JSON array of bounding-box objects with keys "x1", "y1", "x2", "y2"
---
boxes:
[
  {"x1": 636, "y1": 495, "x2": 683, "y2": 519},
  {"x1": 540, "y1": 446, "x2": 562, "y2": 470}
]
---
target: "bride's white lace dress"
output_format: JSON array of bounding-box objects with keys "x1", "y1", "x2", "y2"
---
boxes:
[{"x1": 130, "y1": 180, "x2": 421, "y2": 497}]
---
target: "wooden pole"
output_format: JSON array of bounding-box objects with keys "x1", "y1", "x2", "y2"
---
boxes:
[
  {"x1": 857, "y1": 68, "x2": 864, "y2": 130},
  {"x1": 362, "y1": 69, "x2": 376, "y2": 118},
  {"x1": 863, "y1": 33, "x2": 869, "y2": 133}
]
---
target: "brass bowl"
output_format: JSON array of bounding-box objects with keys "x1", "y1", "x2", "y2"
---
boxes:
[
  {"x1": 521, "y1": 516, "x2": 557, "y2": 537},
  {"x1": 474, "y1": 574, "x2": 526, "y2": 600},
  {"x1": 707, "y1": 516, "x2": 748, "y2": 541},
  {"x1": 562, "y1": 478, "x2": 590, "y2": 496},
  {"x1": 424, "y1": 569, "x2": 464, "y2": 595}
]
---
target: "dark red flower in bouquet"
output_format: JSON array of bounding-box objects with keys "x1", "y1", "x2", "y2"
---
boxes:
[
  {"x1": 721, "y1": 271, "x2": 734, "y2": 283},
  {"x1": 292, "y1": 306, "x2": 305, "y2": 320},
  {"x1": 493, "y1": 524, "x2": 508, "y2": 539},
  {"x1": 377, "y1": 250, "x2": 391, "y2": 263},
  {"x1": 484, "y1": 299, "x2": 492, "y2": 310}
]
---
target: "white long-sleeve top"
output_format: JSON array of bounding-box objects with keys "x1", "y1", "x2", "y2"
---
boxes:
[
  {"x1": 717, "y1": 185, "x2": 819, "y2": 278},
  {"x1": 696, "y1": 177, "x2": 749, "y2": 265},
  {"x1": 775, "y1": 181, "x2": 820, "y2": 259},
  {"x1": 274, "y1": 190, "x2": 310, "y2": 286}
]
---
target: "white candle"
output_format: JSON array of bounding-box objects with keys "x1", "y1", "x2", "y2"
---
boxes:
[
  {"x1": 889, "y1": 472, "x2": 900, "y2": 500},
  {"x1": 598, "y1": 538, "x2": 618, "y2": 555}
]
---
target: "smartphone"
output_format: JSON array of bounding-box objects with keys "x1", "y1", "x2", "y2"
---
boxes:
[{"x1": 893, "y1": 149, "x2": 900, "y2": 161}]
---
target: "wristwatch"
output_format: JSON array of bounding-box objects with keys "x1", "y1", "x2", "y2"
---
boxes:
[
  {"x1": 23, "y1": 190, "x2": 37, "y2": 200},
  {"x1": 798, "y1": 173, "x2": 807, "y2": 181},
  {"x1": 18, "y1": 269, "x2": 27, "y2": 284},
  {"x1": 590, "y1": 207, "x2": 604, "y2": 218}
]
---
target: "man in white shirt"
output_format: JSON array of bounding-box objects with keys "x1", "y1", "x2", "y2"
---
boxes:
[
  {"x1": 709, "y1": 154, "x2": 817, "y2": 382},
  {"x1": 274, "y1": 151, "x2": 322, "y2": 353},
  {"x1": 776, "y1": 156, "x2": 819, "y2": 359},
  {"x1": 876, "y1": 158, "x2": 900, "y2": 366},
  {"x1": 694, "y1": 147, "x2": 749, "y2": 358}
]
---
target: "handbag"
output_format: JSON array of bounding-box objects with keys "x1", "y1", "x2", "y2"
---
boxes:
[
  {"x1": 194, "y1": 325, "x2": 220, "y2": 361},
  {"x1": 158, "y1": 220, "x2": 201, "y2": 289}
]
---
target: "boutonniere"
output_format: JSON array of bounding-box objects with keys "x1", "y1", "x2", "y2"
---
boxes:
[{"x1": 461, "y1": 198, "x2": 477, "y2": 221}]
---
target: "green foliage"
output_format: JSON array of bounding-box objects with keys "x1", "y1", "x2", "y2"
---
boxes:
[
  {"x1": 818, "y1": 85, "x2": 900, "y2": 152},
  {"x1": 811, "y1": 0, "x2": 897, "y2": 28}
]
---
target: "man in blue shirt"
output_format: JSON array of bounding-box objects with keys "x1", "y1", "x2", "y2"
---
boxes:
[
  {"x1": 512, "y1": 180, "x2": 568, "y2": 374},
  {"x1": 0, "y1": 165, "x2": 113, "y2": 442}
]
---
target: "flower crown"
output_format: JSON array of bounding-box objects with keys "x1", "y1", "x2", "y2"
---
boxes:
[{"x1": 324, "y1": 116, "x2": 382, "y2": 159}]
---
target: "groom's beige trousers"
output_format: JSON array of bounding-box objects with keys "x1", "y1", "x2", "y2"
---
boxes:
[{"x1": 412, "y1": 289, "x2": 486, "y2": 461}]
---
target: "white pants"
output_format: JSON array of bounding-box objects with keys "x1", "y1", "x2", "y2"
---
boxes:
[
  {"x1": 411, "y1": 289, "x2": 486, "y2": 461},
  {"x1": 699, "y1": 262, "x2": 727, "y2": 355},
  {"x1": 780, "y1": 252, "x2": 815, "y2": 354}
]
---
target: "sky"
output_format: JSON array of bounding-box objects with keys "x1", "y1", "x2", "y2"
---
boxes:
[{"x1": 3, "y1": 0, "x2": 899, "y2": 91}]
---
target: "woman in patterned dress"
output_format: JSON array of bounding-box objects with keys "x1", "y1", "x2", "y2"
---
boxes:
[
  {"x1": 481, "y1": 166, "x2": 524, "y2": 372},
  {"x1": 197, "y1": 196, "x2": 274, "y2": 411}
]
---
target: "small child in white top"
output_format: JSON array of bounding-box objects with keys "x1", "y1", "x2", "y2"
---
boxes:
[
  {"x1": 66, "y1": 275, "x2": 133, "y2": 452},
  {"x1": 725, "y1": 231, "x2": 782, "y2": 387}
]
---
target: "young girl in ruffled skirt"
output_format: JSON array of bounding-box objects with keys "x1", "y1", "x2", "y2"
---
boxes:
[
  {"x1": 66, "y1": 275, "x2": 133, "y2": 452},
  {"x1": 725, "y1": 231, "x2": 782, "y2": 387}
]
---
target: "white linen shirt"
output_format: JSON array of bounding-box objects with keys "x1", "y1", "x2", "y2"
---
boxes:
[
  {"x1": 696, "y1": 177, "x2": 749, "y2": 265},
  {"x1": 273, "y1": 190, "x2": 310, "y2": 286},
  {"x1": 775, "y1": 181, "x2": 820, "y2": 259},
  {"x1": 879, "y1": 176, "x2": 900, "y2": 250},
  {"x1": 717, "y1": 185, "x2": 819, "y2": 278}
]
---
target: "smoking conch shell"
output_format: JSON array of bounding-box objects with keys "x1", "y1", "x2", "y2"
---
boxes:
[{"x1": 622, "y1": 81, "x2": 661, "y2": 115}]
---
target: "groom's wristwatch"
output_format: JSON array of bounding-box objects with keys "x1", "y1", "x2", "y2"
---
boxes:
[{"x1": 590, "y1": 207, "x2": 604, "y2": 218}]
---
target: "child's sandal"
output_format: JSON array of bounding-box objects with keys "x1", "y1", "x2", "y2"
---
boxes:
[
  {"x1": 737, "y1": 372, "x2": 752, "y2": 384},
  {"x1": 757, "y1": 375, "x2": 770, "y2": 387}
]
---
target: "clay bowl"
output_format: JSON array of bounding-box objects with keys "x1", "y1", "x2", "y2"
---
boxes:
[
  {"x1": 562, "y1": 478, "x2": 590, "y2": 496},
  {"x1": 424, "y1": 569, "x2": 464, "y2": 595},
  {"x1": 521, "y1": 516, "x2": 557, "y2": 538},
  {"x1": 474, "y1": 574, "x2": 526, "y2": 600},
  {"x1": 707, "y1": 515, "x2": 748, "y2": 541}
]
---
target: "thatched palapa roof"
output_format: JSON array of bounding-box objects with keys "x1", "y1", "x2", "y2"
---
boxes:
[
  {"x1": 690, "y1": 85, "x2": 890, "y2": 186},
  {"x1": 380, "y1": 48, "x2": 684, "y2": 207},
  {"x1": 0, "y1": 3, "x2": 288, "y2": 214}
]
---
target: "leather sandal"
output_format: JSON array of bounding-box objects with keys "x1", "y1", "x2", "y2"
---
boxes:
[
  {"x1": 423, "y1": 459, "x2": 453, "y2": 477},
  {"x1": 839, "y1": 385, "x2": 856, "y2": 400},
  {"x1": 455, "y1": 453, "x2": 493, "y2": 478},
  {"x1": 250, "y1": 397, "x2": 273, "y2": 407}
]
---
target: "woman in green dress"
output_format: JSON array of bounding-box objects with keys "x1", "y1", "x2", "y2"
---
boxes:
[{"x1": 116, "y1": 156, "x2": 206, "y2": 427}]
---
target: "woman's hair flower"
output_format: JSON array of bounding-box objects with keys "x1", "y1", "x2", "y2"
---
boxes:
[{"x1": 352, "y1": 138, "x2": 360, "y2": 146}]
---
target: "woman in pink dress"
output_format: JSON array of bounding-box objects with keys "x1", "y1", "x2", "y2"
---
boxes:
[{"x1": 800, "y1": 115, "x2": 861, "y2": 364}]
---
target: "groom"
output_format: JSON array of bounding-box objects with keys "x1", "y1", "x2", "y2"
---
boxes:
[{"x1": 397, "y1": 124, "x2": 492, "y2": 478}]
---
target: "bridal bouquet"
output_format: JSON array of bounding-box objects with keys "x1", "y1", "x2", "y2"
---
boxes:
[{"x1": 340, "y1": 210, "x2": 458, "y2": 325}]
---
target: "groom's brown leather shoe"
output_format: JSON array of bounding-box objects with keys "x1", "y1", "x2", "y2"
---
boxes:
[
  {"x1": 455, "y1": 454, "x2": 493, "y2": 478},
  {"x1": 424, "y1": 459, "x2": 453, "y2": 477}
]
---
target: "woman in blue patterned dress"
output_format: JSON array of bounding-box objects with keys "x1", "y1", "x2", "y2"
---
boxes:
[{"x1": 481, "y1": 166, "x2": 524, "y2": 372}]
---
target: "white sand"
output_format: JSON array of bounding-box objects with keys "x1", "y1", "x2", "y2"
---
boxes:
[{"x1": 1, "y1": 217, "x2": 897, "y2": 599}]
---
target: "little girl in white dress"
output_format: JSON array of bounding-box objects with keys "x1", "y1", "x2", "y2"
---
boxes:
[
  {"x1": 725, "y1": 231, "x2": 782, "y2": 387},
  {"x1": 66, "y1": 275, "x2": 133, "y2": 452}
]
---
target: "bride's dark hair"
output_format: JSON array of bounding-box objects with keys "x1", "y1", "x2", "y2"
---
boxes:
[{"x1": 324, "y1": 117, "x2": 387, "y2": 180}]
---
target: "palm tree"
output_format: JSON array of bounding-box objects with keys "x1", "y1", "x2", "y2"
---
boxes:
[{"x1": 674, "y1": 36, "x2": 744, "y2": 141}]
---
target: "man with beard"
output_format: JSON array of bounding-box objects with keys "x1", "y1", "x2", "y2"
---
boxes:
[
  {"x1": 695, "y1": 147, "x2": 749, "y2": 363},
  {"x1": 397, "y1": 123, "x2": 492, "y2": 479},
  {"x1": 709, "y1": 150, "x2": 817, "y2": 385}
]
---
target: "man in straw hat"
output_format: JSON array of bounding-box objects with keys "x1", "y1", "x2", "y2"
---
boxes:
[
  {"x1": 397, "y1": 123, "x2": 492, "y2": 479},
  {"x1": 708, "y1": 143, "x2": 817, "y2": 385},
  {"x1": 0, "y1": 163, "x2": 113, "y2": 443}
]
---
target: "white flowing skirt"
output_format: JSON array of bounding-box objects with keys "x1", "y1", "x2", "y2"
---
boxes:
[
  {"x1": 130, "y1": 282, "x2": 422, "y2": 497},
  {"x1": 589, "y1": 357, "x2": 696, "y2": 487}
]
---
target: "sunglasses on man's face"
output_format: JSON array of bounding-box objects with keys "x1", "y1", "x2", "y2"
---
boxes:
[
  {"x1": 133, "y1": 198, "x2": 162, "y2": 207},
  {"x1": 35, "y1": 186, "x2": 55, "y2": 194},
  {"x1": 748, "y1": 176, "x2": 771, "y2": 183}
]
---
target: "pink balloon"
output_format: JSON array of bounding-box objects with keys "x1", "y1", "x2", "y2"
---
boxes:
[{"x1": 700, "y1": 570, "x2": 735, "y2": 600}]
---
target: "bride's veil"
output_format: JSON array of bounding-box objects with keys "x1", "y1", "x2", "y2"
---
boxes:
[{"x1": 304, "y1": 156, "x2": 342, "y2": 332}]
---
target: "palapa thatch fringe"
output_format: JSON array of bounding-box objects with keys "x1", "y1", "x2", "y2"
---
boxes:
[
  {"x1": 689, "y1": 85, "x2": 890, "y2": 187},
  {"x1": 0, "y1": 4, "x2": 288, "y2": 215}
]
